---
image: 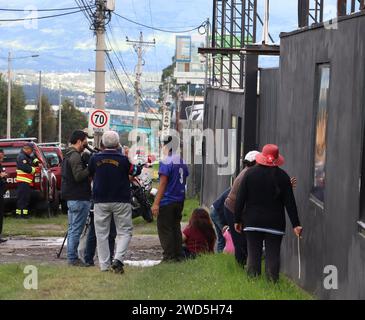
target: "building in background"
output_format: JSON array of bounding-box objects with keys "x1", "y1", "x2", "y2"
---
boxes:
[{"x1": 200, "y1": 0, "x2": 365, "y2": 299}]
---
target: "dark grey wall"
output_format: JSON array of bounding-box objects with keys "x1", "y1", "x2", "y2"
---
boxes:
[
  {"x1": 201, "y1": 88, "x2": 245, "y2": 208},
  {"x1": 258, "y1": 68, "x2": 279, "y2": 148},
  {"x1": 277, "y1": 13, "x2": 365, "y2": 299}
]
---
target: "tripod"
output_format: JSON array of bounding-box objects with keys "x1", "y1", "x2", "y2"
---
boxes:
[{"x1": 56, "y1": 205, "x2": 94, "y2": 259}]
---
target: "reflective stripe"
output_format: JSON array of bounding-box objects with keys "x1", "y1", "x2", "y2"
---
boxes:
[
  {"x1": 16, "y1": 209, "x2": 22, "y2": 215},
  {"x1": 16, "y1": 170, "x2": 34, "y2": 184},
  {"x1": 16, "y1": 177, "x2": 33, "y2": 184},
  {"x1": 23, "y1": 209, "x2": 29, "y2": 215}
]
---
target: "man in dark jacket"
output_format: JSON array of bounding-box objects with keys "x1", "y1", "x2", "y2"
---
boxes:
[
  {"x1": 0, "y1": 149, "x2": 8, "y2": 243},
  {"x1": 15, "y1": 143, "x2": 40, "y2": 219},
  {"x1": 88, "y1": 131, "x2": 142, "y2": 273},
  {"x1": 61, "y1": 130, "x2": 91, "y2": 266}
]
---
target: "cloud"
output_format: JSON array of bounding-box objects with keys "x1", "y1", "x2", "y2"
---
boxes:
[
  {"x1": 40, "y1": 28, "x2": 65, "y2": 36},
  {"x1": 74, "y1": 39, "x2": 95, "y2": 50},
  {"x1": 0, "y1": 39, "x2": 58, "y2": 52},
  {"x1": 74, "y1": 37, "x2": 131, "y2": 53}
]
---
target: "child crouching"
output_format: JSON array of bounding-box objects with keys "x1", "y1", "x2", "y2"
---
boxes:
[{"x1": 182, "y1": 208, "x2": 216, "y2": 258}]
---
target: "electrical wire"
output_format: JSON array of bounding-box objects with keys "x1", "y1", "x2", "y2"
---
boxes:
[
  {"x1": 106, "y1": 52, "x2": 132, "y2": 108},
  {"x1": 74, "y1": 0, "x2": 93, "y2": 25},
  {"x1": 0, "y1": 5, "x2": 95, "y2": 12},
  {"x1": 106, "y1": 30, "x2": 160, "y2": 125},
  {"x1": 75, "y1": 0, "x2": 97, "y2": 28},
  {"x1": 0, "y1": 8, "x2": 89, "y2": 22},
  {"x1": 147, "y1": 0, "x2": 160, "y2": 75},
  {"x1": 112, "y1": 11, "x2": 207, "y2": 34}
]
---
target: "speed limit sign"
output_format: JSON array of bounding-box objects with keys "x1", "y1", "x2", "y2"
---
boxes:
[{"x1": 89, "y1": 109, "x2": 110, "y2": 133}]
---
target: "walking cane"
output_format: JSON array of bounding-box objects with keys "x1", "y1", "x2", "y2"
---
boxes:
[
  {"x1": 297, "y1": 235, "x2": 301, "y2": 279},
  {"x1": 56, "y1": 231, "x2": 68, "y2": 259}
]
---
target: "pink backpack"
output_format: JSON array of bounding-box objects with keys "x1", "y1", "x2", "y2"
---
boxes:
[{"x1": 223, "y1": 228, "x2": 235, "y2": 254}]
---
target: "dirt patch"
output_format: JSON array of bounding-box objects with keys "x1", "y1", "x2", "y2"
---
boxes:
[{"x1": 0, "y1": 235, "x2": 162, "y2": 265}]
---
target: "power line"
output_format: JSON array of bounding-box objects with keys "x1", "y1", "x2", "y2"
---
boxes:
[
  {"x1": 75, "y1": 0, "x2": 93, "y2": 21},
  {"x1": 0, "y1": 8, "x2": 89, "y2": 22},
  {"x1": 112, "y1": 11, "x2": 207, "y2": 34},
  {"x1": 105, "y1": 28, "x2": 162, "y2": 125},
  {"x1": 74, "y1": 0, "x2": 93, "y2": 25},
  {"x1": 105, "y1": 52, "x2": 132, "y2": 108},
  {"x1": 147, "y1": 0, "x2": 160, "y2": 75},
  {"x1": 0, "y1": 5, "x2": 95, "y2": 12},
  {"x1": 106, "y1": 32, "x2": 148, "y2": 114}
]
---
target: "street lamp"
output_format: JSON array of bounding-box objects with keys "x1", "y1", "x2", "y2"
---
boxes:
[{"x1": 3, "y1": 52, "x2": 39, "y2": 139}]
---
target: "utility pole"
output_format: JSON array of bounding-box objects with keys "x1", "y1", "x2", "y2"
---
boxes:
[
  {"x1": 92, "y1": 0, "x2": 110, "y2": 147},
  {"x1": 4, "y1": 53, "x2": 39, "y2": 139},
  {"x1": 94, "y1": 2, "x2": 106, "y2": 110},
  {"x1": 58, "y1": 84, "x2": 62, "y2": 144},
  {"x1": 204, "y1": 18, "x2": 210, "y2": 92},
  {"x1": 38, "y1": 71, "x2": 42, "y2": 143},
  {"x1": 127, "y1": 32, "x2": 155, "y2": 130},
  {"x1": 175, "y1": 86, "x2": 185, "y2": 134},
  {"x1": 7, "y1": 52, "x2": 11, "y2": 139}
]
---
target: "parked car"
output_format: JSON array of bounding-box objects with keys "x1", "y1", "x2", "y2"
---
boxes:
[
  {"x1": 39, "y1": 145, "x2": 63, "y2": 191},
  {"x1": 0, "y1": 138, "x2": 59, "y2": 216},
  {"x1": 39, "y1": 144, "x2": 67, "y2": 213}
]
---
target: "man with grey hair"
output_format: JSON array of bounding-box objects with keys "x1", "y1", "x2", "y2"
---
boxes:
[{"x1": 88, "y1": 130, "x2": 142, "y2": 273}]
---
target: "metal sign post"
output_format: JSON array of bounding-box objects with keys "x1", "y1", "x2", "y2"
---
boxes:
[{"x1": 88, "y1": 109, "x2": 111, "y2": 144}]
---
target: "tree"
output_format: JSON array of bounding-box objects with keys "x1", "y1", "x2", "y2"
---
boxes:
[
  {"x1": 26, "y1": 95, "x2": 57, "y2": 142},
  {"x1": 0, "y1": 73, "x2": 28, "y2": 138},
  {"x1": 60, "y1": 99, "x2": 88, "y2": 144},
  {"x1": 158, "y1": 57, "x2": 177, "y2": 103}
]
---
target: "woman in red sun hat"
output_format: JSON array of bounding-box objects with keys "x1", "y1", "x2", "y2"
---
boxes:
[{"x1": 234, "y1": 144, "x2": 303, "y2": 282}]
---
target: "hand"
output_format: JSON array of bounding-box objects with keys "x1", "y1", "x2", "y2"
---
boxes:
[
  {"x1": 294, "y1": 226, "x2": 303, "y2": 238},
  {"x1": 0, "y1": 172, "x2": 8, "y2": 178},
  {"x1": 234, "y1": 223, "x2": 242, "y2": 234},
  {"x1": 290, "y1": 177, "x2": 297, "y2": 189},
  {"x1": 152, "y1": 203, "x2": 160, "y2": 217},
  {"x1": 123, "y1": 146, "x2": 129, "y2": 156}
]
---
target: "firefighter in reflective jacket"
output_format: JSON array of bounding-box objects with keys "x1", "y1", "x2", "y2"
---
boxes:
[{"x1": 16, "y1": 143, "x2": 40, "y2": 218}]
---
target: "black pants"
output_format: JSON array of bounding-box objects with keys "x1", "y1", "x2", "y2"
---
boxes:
[
  {"x1": 224, "y1": 206, "x2": 247, "y2": 266},
  {"x1": 246, "y1": 231, "x2": 283, "y2": 282},
  {"x1": 157, "y1": 202, "x2": 184, "y2": 261},
  {"x1": 0, "y1": 195, "x2": 4, "y2": 235},
  {"x1": 16, "y1": 182, "x2": 31, "y2": 215}
]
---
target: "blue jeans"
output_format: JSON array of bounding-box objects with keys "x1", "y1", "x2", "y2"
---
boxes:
[
  {"x1": 224, "y1": 206, "x2": 247, "y2": 266},
  {"x1": 210, "y1": 207, "x2": 226, "y2": 253},
  {"x1": 67, "y1": 200, "x2": 91, "y2": 263},
  {"x1": 84, "y1": 213, "x2": 117, "y2": 265}
]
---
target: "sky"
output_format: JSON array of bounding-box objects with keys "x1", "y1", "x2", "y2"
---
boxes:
[{"x1": 0, "y1": 0, "x2": 341, "y2": 74}]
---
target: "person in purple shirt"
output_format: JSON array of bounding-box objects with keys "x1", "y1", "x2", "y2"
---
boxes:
[{"x1": 152, "y1": 136, "x2": 189, "y2": 262}]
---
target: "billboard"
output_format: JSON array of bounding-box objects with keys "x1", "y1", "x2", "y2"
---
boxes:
[
  {"x1": 174, "y1": 35, "x2": 206, "y2": 85},
  {"x1": 175, "y1": 36, "x2": 192, "y2": 62}
]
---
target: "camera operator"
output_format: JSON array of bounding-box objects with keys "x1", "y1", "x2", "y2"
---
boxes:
[{"x1": 61, "y1": 130, "x2": 91, "y2": 266}]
